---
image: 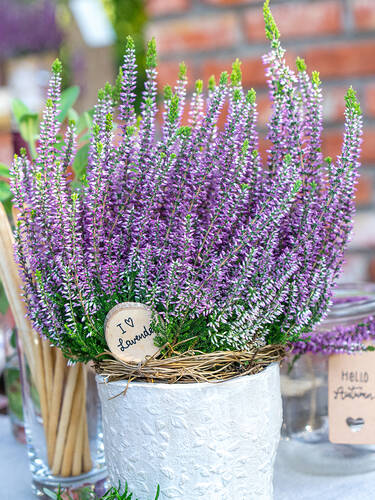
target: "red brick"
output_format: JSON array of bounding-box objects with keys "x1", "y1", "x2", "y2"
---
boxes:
[
  {"x1": 304, "y1": 42, "x2": 375, "y2": 79},
  {"x1": 350, "y1": 211, "x2": 375, "y2": 249},
  {"x1": 258, "y1": 136, "x2": 272, "y2": 161},
  {"x1": 365, "y1": 84, "x2": 375, "y2": 118},
  {"x1": 146, "y1": 0, "x2": 190, "y2": 17},
  {"x1": 201, "y1": 50, "x2": 297, "y2": 90},
  {"x1": 356, "y1": 174, "x2": 373, "y2": 205},
  {"x1": 322, "y1": 87, "x2": 347, "y2": 123},
  {"x1": 244, "y1": 1, "x2": 342, "y2": 42},
  {"x1": 202, "y1": 57, "x2": 266, "y2": 88},
  {"x1": 323, "y1": 128, "x2": 375, "y2": 164},
  {"x1": 256, "y1": 94, "x2": 272, "y2": 128},
  {"x1": 157, "y1": 60, "x2": 196, "y2": 92},
  {"x1": 0, "y1": 132, "x2": 12, "y2": 166},
  {"x1": 147, "y1": 14, "x2": 237, "y2": 55},
  {"x1": 369, "y1": 258, "x2": 375, "y2": 282},
  {"x1": 362, "y1": 129, "x2": 375, "y2": 164},
  {"x1": 353, "y1": 0, "x2": 375, "y2": 31},
  {"x1": 204, "y1": 0, "x2": 258, "y2": 5},
  {"x1": 322, "y1": 130, "x2": 344, "y2": 159}
]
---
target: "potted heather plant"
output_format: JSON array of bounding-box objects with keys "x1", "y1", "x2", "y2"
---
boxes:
[{"x1": 11, "y1": 2, "x2": 362, "y2": 498}]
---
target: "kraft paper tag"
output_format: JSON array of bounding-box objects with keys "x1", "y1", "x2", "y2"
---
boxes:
[
  {"x1": 105, "y1": 302, "x2": 159, "y2": 363},
  {"x1": 328, "y1": 350, "x2": 375, "y2": 444}
]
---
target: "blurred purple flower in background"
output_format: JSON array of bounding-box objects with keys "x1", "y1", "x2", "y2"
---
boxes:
[{"x1": 0, "y1": 0, "x2": 62, "y2": 58}]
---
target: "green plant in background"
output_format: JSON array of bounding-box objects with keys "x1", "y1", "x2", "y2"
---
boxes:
[
  {"x1": 2, "y1": 84, "x2": 93, "y2": 209},
  {"x1": 44, "y1": 483, "x2": 160, "y2": 500},
  {"x1": 11, "y1": 85, "x2": 93, "y2": 181},
  {"x1": 101, "y1": 0, "x2": 146, "y2": 110},
  {"x1": 0, "y1": 162, "x2": 12, "y2": 216}
]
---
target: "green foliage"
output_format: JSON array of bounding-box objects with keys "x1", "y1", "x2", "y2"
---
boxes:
[
  {"x1": 57, "y1": 86, "x2": 80, "y2": 122},
  {"x1": 233, "y1": 88, "x2": 242, "y2": 102},
  {"x1": 177, "y1": 126, "x2": 192, "y2": 138},
  {"x1": 168, "y1": 95, "x2": 180, "y2": 124},
  {"x1": 178, "y1": 62, "x2": 187, "y2": 80},
  {"x1": 146, "y1": 38, "x2": 157, "y2": 69},
  {"x1": 230, "y1": 58, "x2": 242, "y2": 86},
  {"x1": 242, "y1": 138, "x2": 249, "y2": 156},
  {"x1": 263, "y1": 0, "x2": 280, "y2": 41},
  {"x1": 73, "y1": 143, "x2": 90, "y2": 179},
  {"x1": 246, "y1": 88, "x2": 256, "y2": 105},
  {"x1": 11, "y1": 99, "x2": 29, "y2": 122},
  {"x1": 312, "y1": 70, "x2": 321, "y2": 87},
  {"x1": 126, "y1": 34, "x2": 135, "y2": 50},
  {"x1": 44, "y1": 482, "x2": 160, "y2": 500},
  {"x1": 219, "y1": 71, "x2": 228, "y2": 86},
  {"x1": 163, "y1": 84, "x2": 172, "y2": 101},
  {"x1": 10, "y1": 98, "x2": 39, "y2": 158},
  {"x1": 296, "y1": 57, "x2": 307, "y2": 72},
  {"x1": 52, "y1": 58, "x2": 62, "y2": 75},
  {"x1": 153, "y1": 313, "x2": 235, "y2": 354},
  {"x1": 208, "y1": 75, "x2": 216, "y2": 91},
  {"x1": 0, "y1": 281, "x2": 9, "y2": 314},
  {"x1": 0, "y1": 181, "x2": 11, "y2": 202},
  {"x1": 324, "y1": 156, "x2": 332, "y2": 166},
  {"x1": 195, "y1": 79, "x2": 203, "y2": 94},
  {"x1": 345, "y1": 86, "x2": 361, "y2": 114}
]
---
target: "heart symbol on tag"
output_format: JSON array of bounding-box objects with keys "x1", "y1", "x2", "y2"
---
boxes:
[
  {"x1": 346, "y1": 417, "x2": 365, "y2": 432},
  {"x1": 124, "y1": 317, "x2": 134, "y2": 328}
]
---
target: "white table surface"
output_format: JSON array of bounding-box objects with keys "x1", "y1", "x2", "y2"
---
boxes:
[{"x1": 1, "y1": 415, "x2": 374, "y2": 499}]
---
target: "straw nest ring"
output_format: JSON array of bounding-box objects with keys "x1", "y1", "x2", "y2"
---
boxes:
[{"x1": 94, "y1": 343, "x2": 287, "y2": 384}]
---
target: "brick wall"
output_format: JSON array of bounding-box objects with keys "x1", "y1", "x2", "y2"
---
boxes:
[{"x1": 146, "y1": 0, "x2": 375, "y2": 283}]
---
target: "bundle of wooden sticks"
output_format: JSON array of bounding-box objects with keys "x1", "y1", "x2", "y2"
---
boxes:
[{"x1": 0, "y1": 204, "x2": 92, "y2": 477}]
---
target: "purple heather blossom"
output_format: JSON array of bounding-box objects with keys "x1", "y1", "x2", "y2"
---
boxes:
[
  {"x1": 11, "y1": 3, "x2": 363, "y2": 361},
  {"x1": 292, "y1": 316, "x2": 375, "y2": 356},
  {"x1": 292, "y1": 290, "x2": 375, "y2": 355}
]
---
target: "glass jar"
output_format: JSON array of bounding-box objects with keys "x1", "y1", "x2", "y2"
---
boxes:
[
  {"x1": 281, "y1": 283, "x2": 375, "y2": 475},
  {"x1": 18, "y1": 332, "x2": 107, "y2": 497}
]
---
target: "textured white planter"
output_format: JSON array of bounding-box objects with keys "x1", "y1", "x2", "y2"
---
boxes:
[{"x1": 97, "y1": 363, "x2": 281, "y2": 500}]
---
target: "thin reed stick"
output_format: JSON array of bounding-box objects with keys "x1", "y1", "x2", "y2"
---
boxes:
[
  {"x1": 61, "y1": 365, "x2": 85, "y2": 476},
  {"x1": 35, "y1": 337, "x2": 49, "y2": 429},
  {"x1": 72, "y1": 412, "x2": 85, "y2": 476},
  {"x1": 47, "y1": 348, "x2": 66, "y2": 466},
  {"x1": 42, "y1": 340, "x2": 54, "y2": 411},
  {"x1": 82, "y1": 368, "x2": 92, "y2": 473},
  {"x1": 52, "y1": 363, "x2": 80, "y2": 475}
]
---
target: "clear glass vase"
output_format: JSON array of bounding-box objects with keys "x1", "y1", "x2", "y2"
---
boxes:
[
  {"x1": 18, "y1": 332, "x2": 107, "y2": 497},
  {"x1": 281, "y1": 283, "x2": 375, "y2": 475}
]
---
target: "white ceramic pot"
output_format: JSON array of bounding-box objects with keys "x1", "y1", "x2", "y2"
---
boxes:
[{"x1": 97, "y1": 363, "x2": 281, "y2": 500}]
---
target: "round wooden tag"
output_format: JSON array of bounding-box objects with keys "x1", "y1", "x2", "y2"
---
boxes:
[{"x1": 104, "y1": 302, "x2": 159, "y2": 363}]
